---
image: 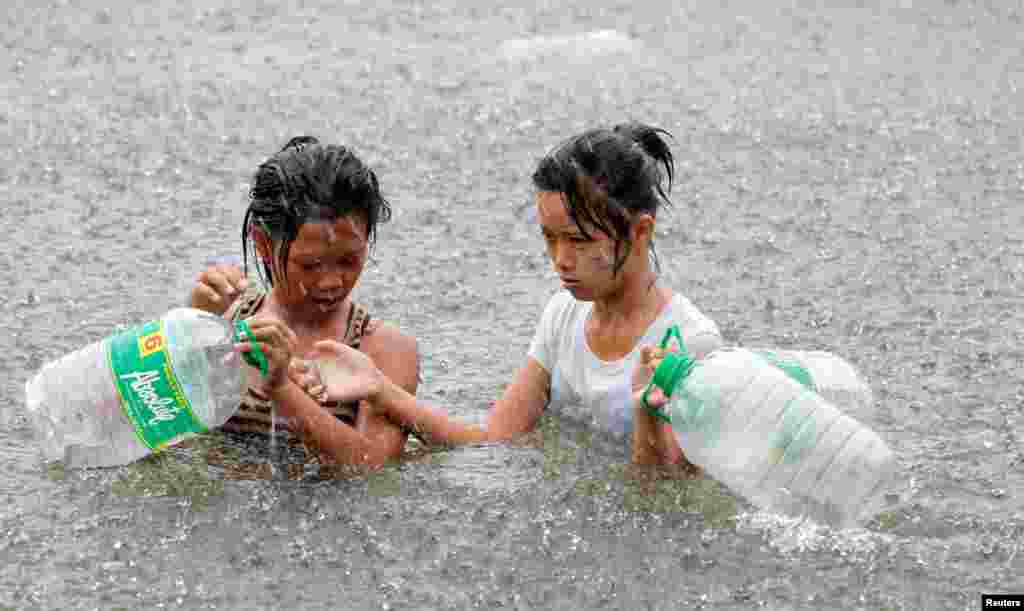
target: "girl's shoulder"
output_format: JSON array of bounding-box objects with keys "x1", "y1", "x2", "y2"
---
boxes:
[
  {"x1": 358, "y1": 317, "x2": 417, "y2": 356},
  {"x1": 663, "y1": 292, "x2": 722, "y2": 358},
  {"x1": 354, "y1": 306, "x2": 418, "y2": 368},
  {"x1": 542, "y1": 288, "x2": 589, "y2": 318},
  {"x1": 536, "y1": 289, "x2": 588, "y2": 333},
  {"x1": 666, "y1": 292, "x2": 716, "y2": 326},
  {"x1": 357, "y1": 315, "x2": 420, "y2": 396}
]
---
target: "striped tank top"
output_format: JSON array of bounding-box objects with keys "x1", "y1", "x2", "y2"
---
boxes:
[{"x1": 220, "y1": 286, "x2": 373, "y2": 434}]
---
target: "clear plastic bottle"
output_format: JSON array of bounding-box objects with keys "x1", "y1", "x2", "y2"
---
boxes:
[
  {"x1": 22, "y1": 308, "x2": 262, "y2": 468},
  {"x1": 658, "y1": 328, "x2": 874, "y2": 413},
  {"x1": 753, "y1": 349, "x2": 874, "y2": 413},
  {"x1": 643, "y1": 337, "x2": 896, "y2": 528}
]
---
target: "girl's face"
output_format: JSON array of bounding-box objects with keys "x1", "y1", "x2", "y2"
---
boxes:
[
  {"x1": 536, "y1": 191, "x2": 620, "y2": 301},
  {"x1": 258, "y1": 215, "x2": 369, "y2": 316}
]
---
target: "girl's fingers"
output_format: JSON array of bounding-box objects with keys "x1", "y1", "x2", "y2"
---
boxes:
[
  {"x1": 196, "y1": 266, "x2": 247, "y2": 304},
  {"x1": 308, "y1": 384, "x2": 327, "y2": 402},
  {"x1": 234, "y1": 341, "x2": 259, "y2": 354},
  {"x1": 639, "y1": 345, "x2": 668, "y2": 369},
  {"x1": 205, "y1": 270, "x2": 239, "y2": 299},
  {"x1": 235, "y1": 324, "x2": 293, "y2": 376},
  {"x1": 298, "y1": 373, "x2": 320, "y2": 390},
  {"x1": 645, "y1": 387, "x2": 668, "y2": 407},
  {"x1": 245, "y1": 319, "x2": 298, "y2": 353},
  {"x1": 219, "y1": 265, "x2": 249, "y2": 294},
  {"x1": 191, "y1": 284, "x2": 226, "y2": 311}
]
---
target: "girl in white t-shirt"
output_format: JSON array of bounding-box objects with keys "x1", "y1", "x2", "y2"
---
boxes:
[{"x1": 293, "y1": 123, "x2": 723, "y2": 466}]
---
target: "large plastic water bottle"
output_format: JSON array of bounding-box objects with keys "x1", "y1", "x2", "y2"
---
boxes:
[
  {"x1": 657, "y1": 328, "x2": 875, "y2": 414},
  {"x1": 21, "y1": 308, "x2": 266, "y2": 469},
  {"x1": 753, "y1": 349, "x2": 874, "y2": 413},
  {"x1": 643, "y1": 330, "x2": 896, "y2": 528}
]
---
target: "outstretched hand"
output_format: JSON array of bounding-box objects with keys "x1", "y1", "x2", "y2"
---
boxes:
[{"x1": 289, "y1": 340, "x2": 385, "y2": 404}]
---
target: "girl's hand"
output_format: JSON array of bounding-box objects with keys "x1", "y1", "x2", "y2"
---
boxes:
[
  {"x1": 632, "y1": 345, "x2": 669, "y2": 410},
  {"x1": 190, "y1": 260, "x2": 249, "y2": 316},
  {"x1": 235, "y1": 316, "x2": 298, "y2": 391},
  {"x1": 288, "y1": 359, "x2": 328, "y2": 403},
  {"x1": 630, "y1": 343, "x2": 694, "y2": 468},
  {"x1": 303, "y1": 339, "x2": 385, "y2": 404}
]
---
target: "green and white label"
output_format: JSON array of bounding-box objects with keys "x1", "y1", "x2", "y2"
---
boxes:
[{"x1": 107, "y1": 319, "x2": 206, "y2": 450}]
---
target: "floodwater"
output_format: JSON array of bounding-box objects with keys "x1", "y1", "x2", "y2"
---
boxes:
[{"x1": 2, "y1": 0, "x2": 1023, "y2": 608}]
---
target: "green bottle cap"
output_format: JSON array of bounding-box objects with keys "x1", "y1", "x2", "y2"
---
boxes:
[
  {"x1": 640, "y1": 325, "x2": 695, "y2": 423},
  {"x1": 232, "y1": 319, "x2": 268, "y2": 377}
]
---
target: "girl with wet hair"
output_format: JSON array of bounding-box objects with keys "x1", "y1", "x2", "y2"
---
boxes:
[
  {"x1": 189, "y1": 137, "x2": 419, "y2": 467},
  {"x1": 297, "y1": 123, "x2": 721, "y2": 467},
  {"x1": 241, "y1": 135, "x2": 390, "y2": 291}
]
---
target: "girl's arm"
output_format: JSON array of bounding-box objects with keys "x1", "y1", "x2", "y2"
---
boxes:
[
  {"x1": 369, "y1": 358, "x2": 551, "y2": 445},
  {"x1": 269, "y1": 382, "x2": 383, "y2": 464},
  {"x1": 632, "y1": 402, "x2": 664, "y2": 465},
  {"x1": 630, "y1": 345, "x2": 685, "y2": 465},
  {"x1": 369, "y1": 380, "x2": 490, "y2": 446},
  {"x1": 306, "y1": 340, "x2": 551, "y2": 446},
  {"x1": 243, "y1": 316, "x2": 417, "y2": 467},
  {"x1": 631, "y1": 406, "x2": 686, "y2": 465},
  {"x1": 484, "y1": 358, "x2": 550, "y2": 441},
  {"x1": 350, "y1": 321, "x2": 419, "y2": 462}
]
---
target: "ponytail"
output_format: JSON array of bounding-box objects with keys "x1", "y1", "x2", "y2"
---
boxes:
[
  {"x1": 280, "y1": 135, "x2": 320, "y2": 153},
  {"x1": 613, "y1": 122, "x2": 674, "y2": 200}
]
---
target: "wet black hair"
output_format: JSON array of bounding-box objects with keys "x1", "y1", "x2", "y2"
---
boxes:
[
  {"x1": 241, "y1": 136, "x2": 391, "y2": 286},
  {"x1": 531, "y1": 122, "x2": 675, "y2": 274}
]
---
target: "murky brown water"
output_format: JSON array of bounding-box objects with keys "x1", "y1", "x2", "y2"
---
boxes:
[{"x1": 2, "y1": 0, "x2": 1023, "y2": 609}]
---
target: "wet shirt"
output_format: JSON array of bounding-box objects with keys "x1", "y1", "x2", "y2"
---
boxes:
[{"x1": 528, "y1": 290, "x2": 722, "y2": 441}]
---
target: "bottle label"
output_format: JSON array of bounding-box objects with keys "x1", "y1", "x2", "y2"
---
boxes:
[{"x1": 107, "y1": 319, "x2": 206, "y2": 450}]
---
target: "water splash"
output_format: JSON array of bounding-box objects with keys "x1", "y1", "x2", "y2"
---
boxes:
[
  {"x1": 499, "y1": 30, "x2": 636, "y2": 65},
  {"x1": 736, "y1": 509, "x2": 894, "y2": 563}
]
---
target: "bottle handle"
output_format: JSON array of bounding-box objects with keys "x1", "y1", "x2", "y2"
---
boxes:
[
  {"x1": 641, "y1": 384, "x2": 673, "y2": 423},
  {"x1": 640, "y1": 325, "x2": 689, "y2": 423},
  {"x1": 659, "y1": 325, "x2": 685, "y2": 351},
  {"x1": 233, "y1": 320, "x2": 269, "y2": 377}
]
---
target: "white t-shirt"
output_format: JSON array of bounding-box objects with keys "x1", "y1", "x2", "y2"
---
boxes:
[{"x1": 528, "y1": 290, "x2": 722, "y2": 441}]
